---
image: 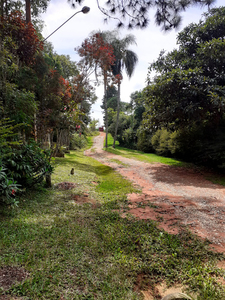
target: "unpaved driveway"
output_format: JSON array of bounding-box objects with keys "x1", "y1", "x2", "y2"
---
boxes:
[{"x1": 85, "y1": 132, "x2": 225, "y2": 253}]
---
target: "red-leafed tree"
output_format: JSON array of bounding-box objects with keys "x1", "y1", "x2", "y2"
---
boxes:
[
  {"x1": 0, "y1": 11, "x2": 43, "y2": 65},
  {"x1": 76, "y1": 33, "x2": 115, "y2": 147}
]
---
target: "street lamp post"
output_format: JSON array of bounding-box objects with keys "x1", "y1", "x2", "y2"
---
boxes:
[{"x1": 43, "y1": 6, "x2": 90, "y2": 41}]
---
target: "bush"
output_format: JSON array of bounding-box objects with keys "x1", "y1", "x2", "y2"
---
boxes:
[
  {"x1": 150, "y1": 125, "x2": 225, "y2": 169},
  {"x1": 137, "y1": 128, "x2": 153, "y2": 152},
  {"x1": 70, "y1": 133, "x2": 87, "y2": 150},
  {"x1": 151, "y1": 128, "x2": 171, "y2": 156},
  {"x1": 121, "y1": 127, "x2": 137, "y2": 149},
  {"x1": 3, "y1": 141, "x2": 53, "y2": 188},
  {"x1": 0, "y1": 165, "x2": 21, "y2": 205}
]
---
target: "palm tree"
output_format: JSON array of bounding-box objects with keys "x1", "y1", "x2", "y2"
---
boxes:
[{"x1": 104, "y1": 32, "x2": 138, "y2": 148}]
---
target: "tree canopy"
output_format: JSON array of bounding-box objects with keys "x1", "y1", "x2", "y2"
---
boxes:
[
  {"x1": 141, "y1": 7, "x2": 225, "y2": 167},
  {"x1": 69, "y1": 0, "x2": 216, "y2": 29},
  {"x1": 144, "y1": 7, "x2": 225, "y2": 131}
]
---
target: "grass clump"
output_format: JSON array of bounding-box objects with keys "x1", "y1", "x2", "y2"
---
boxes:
[{"x1": 0, "y1": 135, "x2": 224, "y2": 299}]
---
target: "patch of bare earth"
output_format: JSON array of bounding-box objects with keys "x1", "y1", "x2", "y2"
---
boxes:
[
  {"x1": 0, "y1": 266, "x2": 29, "y2": 298},
  {"x1": 70, "y1": 193, "x2": 100, "y2": 209},
  {"x1": 55, "y1": 181, "x2": 77, "y2": 190}
]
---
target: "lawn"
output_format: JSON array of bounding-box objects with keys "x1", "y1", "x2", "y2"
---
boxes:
[
  {"x1": 104, "y1": 134, "x2": 187, "y2": 167},
  {"x1": 0, "y1": 135, "x2": 224, "y2": 299}
]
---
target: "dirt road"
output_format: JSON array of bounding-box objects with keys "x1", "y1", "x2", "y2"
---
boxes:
[{"x1": 85, "y1": 132, "x2": 225, "y2": 253}]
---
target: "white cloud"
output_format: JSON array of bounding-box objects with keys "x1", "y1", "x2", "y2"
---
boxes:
[{"x1": 40, "y1": 0, "x2": 224, "y2": 126}]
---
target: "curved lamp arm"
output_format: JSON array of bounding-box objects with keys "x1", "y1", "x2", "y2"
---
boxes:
[{"x1": 44, "y1": 6, "x2": 90, "y2": 41}]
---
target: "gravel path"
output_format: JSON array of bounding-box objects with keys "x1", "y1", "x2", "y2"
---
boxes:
[{"x1": 85, "y1": 132, "x2": 225, "y2": 253}]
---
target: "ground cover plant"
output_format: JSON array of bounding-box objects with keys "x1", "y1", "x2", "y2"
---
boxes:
[{"x1": 0, "y1": 136, "x2": 225, "y2": 299}]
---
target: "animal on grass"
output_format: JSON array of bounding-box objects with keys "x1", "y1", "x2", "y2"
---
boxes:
[{"x1": 70, "y1": 168, "x2": 74, "y2": 175}]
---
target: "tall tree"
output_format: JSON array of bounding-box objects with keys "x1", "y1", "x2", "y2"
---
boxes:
[
  {"x1": 102, "y1": 31, "x2": 138, "y2": 148},
  {"x1": 75, "y1": 33, "x2": 115, "y2": 147},
  {"x1": 142, "y1": 7, "x2": 225, "y2": 166}
]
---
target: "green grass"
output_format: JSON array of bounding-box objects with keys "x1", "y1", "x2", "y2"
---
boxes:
[
  {"x1": 105, "y1": 134, "x2": 225, "y2": 185},
  {"x1": 105, "y1": 134, "x2": 186, "y2": 167},
  {"x1": 109, "y1": 158, "x2": 129, "y2": 167},
  {"x1": 0, "y1": 136, "x2": 224, "y2": 299}
]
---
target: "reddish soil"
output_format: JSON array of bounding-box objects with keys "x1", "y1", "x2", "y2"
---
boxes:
[{"x1": 85, "y1": 132, "x2": 225, "y2": 253}]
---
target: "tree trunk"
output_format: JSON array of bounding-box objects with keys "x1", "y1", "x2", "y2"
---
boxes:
[
  {"x1": 45, "y1": 174, "x2": 52, "y2": 188},
  {"x1": 0, "y1": 0, "x2": 4, "y2": 17},
  {"x1": 103, "y1": 73, "x2": 108, "y2": 148},
  {"x1": 26, "y1": 0, "x2": 31, "y2": 23},
  {"x1": 113, "y1": 82, "x2": 120, "y2": 148}
]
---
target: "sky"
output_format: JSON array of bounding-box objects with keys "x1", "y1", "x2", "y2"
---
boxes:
[{"x1": 40, "y1": 0, "x2": 224, "y2": 126}]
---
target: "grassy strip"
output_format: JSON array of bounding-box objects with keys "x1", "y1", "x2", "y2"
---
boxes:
[
  {"x1": 0, "y1": 137, "x2": 224, "y2": 299},
  {"x1": 105, "y1": 134, "x2": 225, "y2": 185},
  {"x1": 105, "y1": 134, "x2": 186, "y2": 167}
]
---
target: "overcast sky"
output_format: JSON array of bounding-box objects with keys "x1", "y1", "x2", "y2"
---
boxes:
[{"x1": 40, "y1": 0, "x2": 224, "y2": 126}]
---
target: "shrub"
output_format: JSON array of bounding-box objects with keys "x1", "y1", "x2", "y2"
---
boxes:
[
  {"x1": 0, "y1": 165, "x2": 21, "y2": 205},
  {"x1": 3, "y1": 141, "x2": 53, "y2": 188},
  {"x1": 121, "y1": 127, "x2": 137, "y2": 149},
  {"x1": 70, "y1": 133, "x2": 87, "y2": 150},
  {"x1": 137, "y1": 128, "x2": 153, "y2": 152},
  {"x1": 151, "y1": 128, "x2": 171, "y2": 156}
]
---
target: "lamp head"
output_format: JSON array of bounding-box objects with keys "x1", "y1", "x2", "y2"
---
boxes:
[{"x1": 82, "y1": 6, "x2": 90, "y2": 14}]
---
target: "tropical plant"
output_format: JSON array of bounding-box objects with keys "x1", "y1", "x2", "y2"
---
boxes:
[
  {"x1": 0, "y1": 165, "x2": 21, "y2": 205},
  {"x1": 75, "y1": 33, "x2": 115, "y2": 148},
  {"x1": 3, "y1": 141, "x2": 53, "y2": 188},
  {"x1": 109, "y1": 32, "x2": 138, "y2": 148}
]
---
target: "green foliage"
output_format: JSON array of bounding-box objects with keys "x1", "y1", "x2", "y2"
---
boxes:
[
  {"x1": 0, "y1": 165, "x2": 21, "y2": 205},
  {"x1": 150, "y1": 125, "x2": 225, "y2": 169},
  {"x1": 3, "y1": 141, "x2": 53, "y2": 188},
  {"x1": 151, "y1": 128, "x2": 171, "y2": 156},
  {"x1": 0, "y1": 117, "x2": 20, "y2": 151},
  {"x1": 106, "y1": 134, "x2": 184, "y2": 166},
  {"x1": 108, "y1": 88, "x2": 146, "y2": 150},
  {"x1": 89, "y1": 118, "x2": 99, "y2": 132},
  {"x1": 5, "y1": 83, "x2": 37, "y2": 125},
  {"x1": 142, "y1": 7, "x2": 225, "y2": 168},
  {"x1": 136, "y1": 128, "x2": 153, "y2": 153},
  {"x1": 70, "y1": 133, "x2": 87, "y2": 150},
  {"x1": 108, "y1": 112, "x2": 131, "y2": 145}
]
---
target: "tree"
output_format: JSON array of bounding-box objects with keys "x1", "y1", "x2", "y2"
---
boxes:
[
  {"x1": 69, "y1": 0, "x2": 216, "y2": 30},
  {"x1": 0, "y1": 1, "x2": 50, "y2": 19},
  {"x1": 105, "y1": 31, "x2": 138, "y2": 148},
  {"x1": 75, "y1": 33, "x2": 115, "y2": 147},
  {"x1": 89, "y1": 118, "x2": 99, "y2": 132},
  {"x1": 142, "y1": 7, "x2": 225, "y2": 167}
]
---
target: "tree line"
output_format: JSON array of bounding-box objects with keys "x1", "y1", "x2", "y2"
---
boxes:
[
  {"x1": 0, "y1": 1, "x2": 97, "y2": 204},
  {"x1": 108, "y1": 7, "x2": 225, "y2": 171}
]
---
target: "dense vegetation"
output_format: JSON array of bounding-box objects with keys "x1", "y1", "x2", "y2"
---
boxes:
[
  {"x1": 108, "y1": 7, "x2": 225, "y2": 170},
  {"x1": 0, "y1": 1, "x2": 96, "y2": 204}
]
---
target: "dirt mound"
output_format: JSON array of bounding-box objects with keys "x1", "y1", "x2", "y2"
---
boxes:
[{"x1": 55, "y1": 182, "x2": 76, "y2": 190}]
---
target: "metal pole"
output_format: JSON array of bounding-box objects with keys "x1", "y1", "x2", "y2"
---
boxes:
[{"x1": 43, "y1": 6, "x2": 90, "y2": 41}]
